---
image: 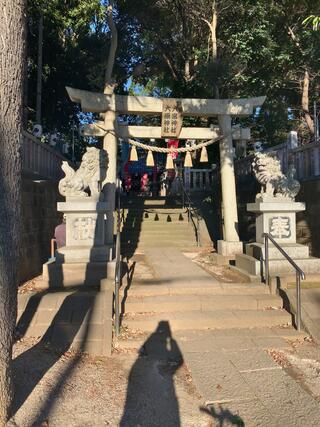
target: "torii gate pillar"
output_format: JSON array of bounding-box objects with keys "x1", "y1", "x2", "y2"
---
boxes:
[
  {"x1": 217, "y1": 114, "x2": 243, "y2": 256},
  {"x1": 103, "y1": 108, "x2": 118, "y2": 246}
]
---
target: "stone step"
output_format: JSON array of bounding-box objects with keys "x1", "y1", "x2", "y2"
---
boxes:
[
  {"x1": 18, "y1": 317, "x2": 107, "y2": 355},
  {"x1": 17, "y1": 290, "x2": 113, "y2": 356},
  {"x1": 122, "y1": 205, "x2": 186, "y2": 210},
  {"x1": 121, "y1": 200, "x2": 183, "y2": 208},
  {"x1": 288, "y1": 281, "x2": 320, "y2": 289},
  {"x1": 115, "y1": 326, "x2": 307, "y2": 352},
  {"x1": 39, "y1": 260, "x2": 115, "y2": 289},
  {"x1": 121, "y1": 216, "x2": 190, "y2": 224},
  {"x1": 124, "y1": 294, "x2": 283, "y2": 313},
  {"x1": 122, "y1": 208, "x2": 187, "y2": 216},
  {"x1": 122, "y1": 235, "x2": 193, "y2": 242},
  {"x1": 121, "y1": 227, "x2": 192, "y2": 235},
  {"x1": 121, "y1": 230, "x2": 194, "y2": 238},
  {"x1": 121, "y1": 219, "x2": 191, "y2": 226},
  {"x1": 120, "y1": 283, "x2": 270, "y2": 297},
  {"x1": 121, "y1": 227, "x2": 192, "y2": 233},
  {"x1": 122, "y1": 240, "x2": 197, "y2": 248},
  {"x1": 122, "y1": 309, "x2": 291, "y2": 332},
  {"x1": 120, "y1": 218, "x2": 192, "y2": 224}
]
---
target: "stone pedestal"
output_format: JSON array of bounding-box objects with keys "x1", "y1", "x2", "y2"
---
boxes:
[
  {"x1": 217, "y1": 240, "x2": 243, "y2": 257},
  {"x1": 247, "y1": 199, "x2": 305, "y2": 244},
  {"x1": 39, "y1": 197, "x2": 114, "y2": 289},
  {"x1": 39, "y1": 146, "x2": 116, "y2": 289},
  {"x1": 56, "y1": 199, "x2": 113, "y2": 263},
  {"x1": 236, "y1": 198, "x2": 320, "y2": 279}
]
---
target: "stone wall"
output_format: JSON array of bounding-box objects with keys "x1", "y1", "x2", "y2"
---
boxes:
[
  {"x1": 235, "y1": 175, "x2": 320, "y2": 257},
  {"x1": 20, "y1": 179, "x2": 62, "y2": 283}
]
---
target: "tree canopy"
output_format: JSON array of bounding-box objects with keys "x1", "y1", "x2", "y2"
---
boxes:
[{"x1": 26, "y1": 0, "x2": 320, "y2": 147}]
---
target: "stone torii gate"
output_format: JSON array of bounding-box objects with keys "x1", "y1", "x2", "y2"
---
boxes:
[{"x1": 66, "y1": 86, "x2": 265, "y2": 257}]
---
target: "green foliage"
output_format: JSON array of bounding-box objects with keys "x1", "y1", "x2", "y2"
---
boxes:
[
  {"x1": 116, "y1": 0, "x2": 320, "y2": 146},
  {"x1": 26, "y1": 0, "x2": 131, "y2": 138},
  {"x1": 27, "y1": 1, "x2": 104, "y2": 133},
  {"x1": 303, "y1": 15, "x2": 320, "y2": 30},
  {"x1": 26, "y1": 0, "x2": 320, "y2": 152}
]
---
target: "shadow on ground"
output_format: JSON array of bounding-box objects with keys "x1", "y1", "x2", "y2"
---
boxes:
[
  {"x1": 200, "y1": 405, "x2": 245, "y2": 427},
  {"x1": 12, "y1": 287, "x2": 98, "y2": 425},
  {"x1": 13, "y1": 197, "x2": 104, "y2": 425},
  {"x1": 120, "y1": 321, "x2": 183, "y2": 426}
]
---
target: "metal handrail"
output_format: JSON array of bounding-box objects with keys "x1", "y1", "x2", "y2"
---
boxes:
[
  {"x1": 114, "y1": 178, "x2": 122, "y2": 336},
  {"x1": 177, "y1": 176, "x2": 201, "y2": 247},
  {"x1": 263, "y1": 233, "x2": 305, "y2": 331}
]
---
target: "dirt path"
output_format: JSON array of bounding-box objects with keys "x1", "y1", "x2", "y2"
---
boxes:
[{"x1": 9, "y1": 338, "x2": 211, "y2": 427}]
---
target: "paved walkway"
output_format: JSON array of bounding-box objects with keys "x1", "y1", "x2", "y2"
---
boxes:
[
  {"x1": 176, "y1": 329, "x2": 320, "y2": 426},
  {"x1": 145, "y1": 247, "x2": 220, "y2": 288},
  {"x1": 126, "y1": 248, "x2": 320, "y2": 426}
]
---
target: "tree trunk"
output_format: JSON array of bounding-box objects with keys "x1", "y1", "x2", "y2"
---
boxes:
[
  {"x1": 210, "y1": 1, "x2": 219, "y2": 98},
  {"x1": 0, "y1": 1, "x2": 26, "y2": 424},
  {"x1": 104, "y1": 0, "x2": 118, "y2": 93},
  {"x1": 302, "y1": 70, "x2": 315, "y2": 135},
  {"x1": 203, "y1": 0, "x2": 219, "y2": 98},
  {"x1": 211, "y1": 0, "x2": 218, "y2": 62}
]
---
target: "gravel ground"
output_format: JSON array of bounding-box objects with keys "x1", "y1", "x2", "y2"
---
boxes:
[
  {"x1": 10, "y1": 337, "x2": 320, "y2": 427},
  {"x1": 9, "y1": 338, "x2": 212, "y2": 427}
]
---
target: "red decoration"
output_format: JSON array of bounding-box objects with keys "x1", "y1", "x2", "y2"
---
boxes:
[{"x1": 167, "y1": 139, "x2": 179, "y2": 159}]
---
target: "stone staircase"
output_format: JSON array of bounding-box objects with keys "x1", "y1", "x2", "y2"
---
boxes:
[
  {"x1": 116, "y1": 249, "x2": 301, "y2": 350},
  {"x1": 120, "y1": 197, "x2": 209, "y2": 253},
  {"x1": 17, "y1": 284, "x2": 113, "y2": 356}
]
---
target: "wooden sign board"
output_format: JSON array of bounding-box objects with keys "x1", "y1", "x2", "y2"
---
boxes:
[{"x1": 161, "y1": 99, "x2": 183, "y2": 138}]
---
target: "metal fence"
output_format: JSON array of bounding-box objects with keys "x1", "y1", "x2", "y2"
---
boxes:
[{"x1": 22, "y1": 131, "x2": 67, "y2": 180}]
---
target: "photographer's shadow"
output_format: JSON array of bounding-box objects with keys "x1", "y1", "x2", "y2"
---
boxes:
[{"x1": 120, "y1": 321, "x2": 183, "y2": 427}]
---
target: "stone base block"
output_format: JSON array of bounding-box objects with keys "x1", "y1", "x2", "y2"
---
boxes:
[
  {"x1": 228, "y1": 265, "x2": 262, "y2": 284},
  {"x1": 56, "y1": 245, "x2": 114, "y2": 263},
  {"x1": 236, "y1": 254, "x2": 261, "y2": 276},
  {"x1": 246, "y1": 243, "x2": 310, "y2": 261},
  {"x1": 217, "y1": 240, "x2": 243, "y2": 256},
  {"x1": 210, "y1": 253, "x2": 235, "y2": 266},
  {"x1": 39, "y1": 260, "x2": 116, "y2": 289},
  {"x1": 266, "y1": 257, "x2": 320, "y2": 275},
  {"x1": 236, "y1": 253, "x2": 320, "y2": 277}
]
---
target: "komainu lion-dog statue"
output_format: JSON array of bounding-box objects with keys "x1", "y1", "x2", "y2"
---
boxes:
[
  {"x1": 59, "y1": 147, "x2": 108, "y2": 198},
  {"x1": 252, "y1": 152, "x2": 300, "y2": 201}
]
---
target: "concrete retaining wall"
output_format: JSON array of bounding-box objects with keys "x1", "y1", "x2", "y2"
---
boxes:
[{"x1": 20, "y1": 179, "x2": 62, "y2": 283}]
